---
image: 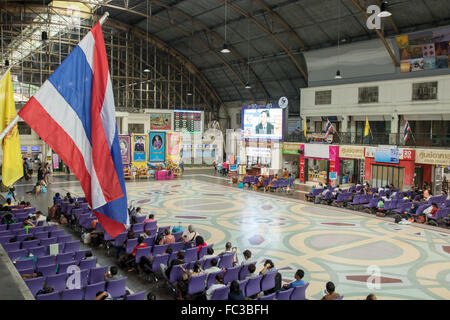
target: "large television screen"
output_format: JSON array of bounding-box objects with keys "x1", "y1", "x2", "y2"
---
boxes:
[{"x1": 242, "y1": 106, "x2": 284, "y2": 141}]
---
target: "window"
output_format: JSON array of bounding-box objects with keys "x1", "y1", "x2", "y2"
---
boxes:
[
  {"x1": 315, "y1": 90, "x2": 332, "y2": 105},
  {"x1": 128, "y1": 123, "x2": 144, "y2": 134},
  {"x1": 18, "y1": 122, "x2": 31, "y2": 135},
  {"x1": 358, "y1": 87, "x2": 379, "y2": 103},
  {"x1": 236, "y1": 112, "x2": 241, "y2": 126},
  {"x1": 315, "y1": 121, "x2": 322, "y2": 133},
  {"x1": 412, "y1": 82, "x2": 437, "y2": 100}
]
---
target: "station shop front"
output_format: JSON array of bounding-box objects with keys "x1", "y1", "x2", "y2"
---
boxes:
[
  {"x1": 282, "y1": 142, "x2": 301, "y2": 178},
  {"x1": 364, "y1": 147, "x2": 415, "y2": 191},
  {"x1": 415, "y1": 148, "x2": 450, "y2": 195},
  {"x1": 299, "y1": 144, "x2": 340, "y2": 185},
  {"x1": 338, "y1": 145, "x2": 366, "y2": 185}
]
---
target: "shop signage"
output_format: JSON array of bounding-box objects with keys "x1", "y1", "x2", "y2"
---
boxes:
[
  {"x1": 246, "y1": 147, "x2": 271, "y2": 158},
  {"x1": 304, "y1": 144, "x2": 330, "y2": 159},
  {"x1": 365, "y1": 146, "x2": 376, "y2": 158},
  {"x1": 398, "y1": 149, "x2": 415, "y2": 161},
  {"x1": 339, "y1": 146, "x2": 365, "y2": 159},
  {"x1": 299, "y1": 157, "x2": 306, "y2": 183},
  {"x1": 415, "y1": 149, "x2": 450, "y2": 166},
  {"x1": 282, "y1": 142, "x2": 302, "y2": 155}
]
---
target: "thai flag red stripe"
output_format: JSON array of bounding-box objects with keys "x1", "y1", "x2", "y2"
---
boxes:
[{"x1": 89, "y1": 24, "x2": 123, "y2": 203}]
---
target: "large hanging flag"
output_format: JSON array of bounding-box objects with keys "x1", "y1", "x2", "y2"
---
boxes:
[
  {"x1": 18, "y1": 22, "x2": 128, "y2": 237},
  {"x1": 324, "y1": 119, "x2": 334, "y2": 139},
  {"x1": 364, "y1": 117, "x2": 371, "y2": 137},
  {"x1": 403, "y1": 120, "x2": 411, "y2": 142},
  {"x1": 0, "y1": 70, "x2": 23, "y2": 187}
]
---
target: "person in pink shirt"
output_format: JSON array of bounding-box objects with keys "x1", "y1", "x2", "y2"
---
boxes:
[
  {"x1": 144, "y1": 214, "x2": 155, "y2": 225},
  {"x1": 159, "y1": 229, "x2": 175, "y2": 245}
]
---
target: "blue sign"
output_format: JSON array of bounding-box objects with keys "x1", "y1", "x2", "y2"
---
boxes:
[
  {"x1": 149, "y1": 132, "x2": 166, "y2": 162},
  {"x1": 375, "y1": 147, "x2": 399, "y2": 164},
  {"x1": 229, "y1": 165, "x2": 237, "y2": 171},
  {"x1": 329, "y1": 172, "x2": 338, "y2": 180}
]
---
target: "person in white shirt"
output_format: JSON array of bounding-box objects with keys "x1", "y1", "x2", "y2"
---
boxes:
[
  {"x1": 182, "y1": 225, "x2": 199, "y2": 244},
  {"x1": 205, "y1": 274, "x2": 226, "y2": 300},
  {"x1": 33, "y1": 211, "x2": 47, "y2": 226},
  {"x1": 204, "y1": 258, "x2": 221, "y2": 274}
]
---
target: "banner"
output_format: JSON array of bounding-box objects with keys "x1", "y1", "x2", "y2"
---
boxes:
[
  {"x1": 119, "y1": 135, "x2": 131, "y2": 165},
  {"x1": 150, "y1": 113, "x2": 172, "y2": 131},
  {"x1": 167, "y1": 132, "x2": 181, "y2": 162},
  {"x1": 52, "y1": 153, "x2": 59, "y2": 170},
  {"x1": 132, "y1": 134, "x2": 148, "y2": 163},
  {"x1": 375, "y1": 146, "x2": 399, "y2": 164},
  {"x1": 149, "y1": 132, "x2": 166, "y2": 162}
]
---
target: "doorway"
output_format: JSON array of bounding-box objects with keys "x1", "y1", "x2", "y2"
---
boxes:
[
  {"x1": 414, "y1": 166, "x2": 423, "y2": 189},
  {"x1": 371, "y1": 165, "x2": 404, "y2": 190}
]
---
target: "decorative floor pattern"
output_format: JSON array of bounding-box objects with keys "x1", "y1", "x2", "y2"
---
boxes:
[{"x1": 64, "y1": 178, "x2": 450, "y2": 300}]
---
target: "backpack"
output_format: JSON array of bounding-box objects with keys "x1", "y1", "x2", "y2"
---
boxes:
[
  {"x1": 376, "y1": 212, "x2": 386, "y2": 218},
  {"x1": 394, "y1": 215, "x2": 402, "y2": 224}
]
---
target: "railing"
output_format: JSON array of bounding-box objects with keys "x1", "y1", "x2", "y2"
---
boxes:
[{"x1": 285, "y1": 132, "x2": 450, "y2": 148}]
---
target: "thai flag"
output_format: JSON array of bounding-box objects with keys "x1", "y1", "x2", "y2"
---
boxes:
[
  {"x1": 403, "y1": 120, "x2": 411, "y2": 141},
  {"x1": 18, "y1": 22, "x2": 128, "y2": 237},
  {"x1": 324, "y1": 119, "x2": 333, "y2": 138}
]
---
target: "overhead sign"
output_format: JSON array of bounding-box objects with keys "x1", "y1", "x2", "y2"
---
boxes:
[
  {"x1": 339, "y1": 146, "x2": 365, "y2": 159},
  {"x1": 375, "y1": 146, "x2": 399, "y2": 164}
]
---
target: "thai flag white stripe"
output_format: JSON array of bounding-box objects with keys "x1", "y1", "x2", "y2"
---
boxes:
[
  {"x1": 100, "y1": 74, "x2": 117, "y2": 148},
  {"x1": 78, "y1": 31, "x2": 95, "y2": 71},
  {"x1": 34, "y1": 81, "x2": 107, "y2": 209}
]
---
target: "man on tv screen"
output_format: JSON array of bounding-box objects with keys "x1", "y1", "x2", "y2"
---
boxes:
[{"x1": 255, "y1": 110, "x2": 274, "y2": 135}]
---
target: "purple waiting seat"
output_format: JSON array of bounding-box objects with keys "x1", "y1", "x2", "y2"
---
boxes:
[
  {"x1": 223, "y1": 266, "x2": 240, "y2": 284},
  {"x1": 16, "y1": 234, "x2": 29, "y2": 242},
  {"x1": 152, "y1": 244, "x2": 168, "y2": 256},
  {"x1": 206, "y1": 270, "x2": 224, "y2": 288},
  {"x1": 135, "y1": 247, "x2": 152, "y2": 264},
  {"x1": 15, "y1": 258, "x2": 35, "y2": 271},
  {"x1": 40, "y1": 237, "x2": 57, "y2": 246},
  {"x1": 73, "y1": 250, "x2": 91, "y2": 263},
  {"x1": 106, "y1": 277, "x2": 127, "y2": 298},
  {"x1": 0, "y1": 235, "x2": 13, "y2": 245},
  {"x1": 89, "y1": 266, "x2": 109, "y2": 284},
  {"x1": 429, "y1": 208, "x2": 450, "y2": 222},
  {"x1": 8, "y1": 223, "x2": 22, "y2": 231},
  {"x1": 18, "y1": 267, "x2": 35, "y2": 276},
  {"x1": 187, "y1": 274, "x2": 208, "y2": 296},
  {"x1": 157, "y1": 226, "x2": 171, "y2": 235},
  {"x1": 8, "y1": 249, "x2": 29, "y2": 262},
  {"x1": 169, "y1": 242, "x2": 184, "y2": 253},
  {"x1": 245, "y1": 275, "x2": 263, "y2": 297},
  {"x1": 144, "y1": 220, "x2": 157, "y2": 231},
  {"x1": 22, "y1": 240, "x2": 40, "y2": 250},
  {"x1": 413, "y1": 204, "x2": 431, "y2": 217},
  {"x1": 29, "y1": 246, "x2": 47, "y2": 258},
  {"x1": 143, "y1": 236, "x2": 156, "y2": 247},
  {"x1": 61, "y1": 288, "x2": 83, "y2": 300},
  {"x1": 0, "y1": 224, "x2": 7, "y2": 232},
  {"x1": 199, "y1": 245, "x2": 214, "y2": 259},
  {"x1": 50, "y1": 230, "x2": 65, "y2": 238},
  {"x1": 0, "y1": 230, "x2": 13, "y2": 237},
  {"x1": 79, "y1": 258, "x2": 97, "y2": 271},
  {"x1": 37, "y1": 264, "x2": 57, "y2": 277},
  {"x1": 259, "y1": 292, "x2": 276, "y2": 300},
  {"x1": 184, "y1": 247, "x2": 198, "y2": 263},
  {"x1": 125, "y1": 239, "x2": 138, "y2": 255},
  {"x1": 43, "y1": 225, "x2": 58, "y2": 233},
  {"x1": 34, "y1": 232, "x2": 49, "y2": 240},
  {"x1": 260, "y1": 271, "x2": 277, "y2": 292},
  {"x1": 64, "y1": 241, "x2": 80, "y2": 254},
  {"x1": 58, "y1": 235, "x2": 73, "y2": 244},
  {"x1": 290, "y1": 283, "x2": 309, "y2": 300},
  {"x1": 238, "y1": 279, "x2": 248, "y2": 295},
  {"x1": 58, "y1": 261, "x2": 78, "y2": 274},
  {"x1": 276, "y1": 288, "x2": 293, "y2": 300},
  {"x1": 167, "y1": 252, "x2": 178, "y2": 265},
  {"x1": 25, "y1": 276, "x2": 46, "y2": 296},
  {"x1": 239, "y1": 262, "x2": 256, "y2": 280},
  {"x1": 3, "y1": 242, "x2": 21, "y2": 252},
  {"x1": 36, "y1": 292, "x2": 60, "y2": 300},
  {"x1": 335, "y1": 295, "x2": 344, "y2": 300},
  {"x1": 131, "y1": 223, "x2": 144, "y2": 234},
  {"x1": 201, "y1": 257, "x2": 218, "y2": 270},
  {"x1": 211, "y1": 286, "x2": 230, "y2": 300},
  {"x1": 167, "y1": 264, "x2": 185, "y2": 284},
  {"x1": 134, "y1": 216, "x2": 146, "y2": 224},
  {"x1": 46, "y1": 273, "x2": 68, "y2": 293},
  {"x1": 83, "y1": 281, "x2": 106, "y2": 300},
  {"x1": 394, "y1": 202, "x2": 413, "y2": 214},
  {"x1": 125, "y1": 290, "x2": 146, "y2": 300},
  {"x1": 56, "y1": 252, "x2": 74, "y2": 264},
  {"x1": 146, "y1": 253, "x2": 169, "y2": 273},
  {"x1": 364, "y1": 198, "x2": 379, "y2": 210},
  {"x1": 218, "y1": 253, "x2": 234, "y2": 269}
]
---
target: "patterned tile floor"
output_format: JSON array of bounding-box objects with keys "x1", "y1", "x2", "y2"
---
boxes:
[{"x1": 14, "y1": 170, "x2": 450, "y2": 300}]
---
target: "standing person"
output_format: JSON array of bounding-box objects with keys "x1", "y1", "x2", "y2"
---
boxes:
[
  {"x1": 37, "y1": 165, "x2": 44, "y2": 184},
  {"x1": 44, "y1": 163, "x2": 51, "y2": 186}
]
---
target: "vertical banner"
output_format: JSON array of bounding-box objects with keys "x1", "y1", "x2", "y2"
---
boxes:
[
  {"x1": 167, "y1": 132, "x2": 181, "y2": 162},
  {"x1": 119, "y1": 135, "x2": 131, "y2": 165},
  {"x1": 52, "y1": 153, "x2": 60, "y2": 170},
  {"x1": 132, "y1": 134, "x2": 148, "y2": 163},
  {"x1": 149, "y1": 132, "x2": 166, "y2": 162}
]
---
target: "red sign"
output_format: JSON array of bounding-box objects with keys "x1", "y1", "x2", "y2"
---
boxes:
[
  {"x1": 401, "y1": 149, "x2": 415, "y2": 161},
  {"x1": 329, "y1": 160, "x2": 336, "y2": 184},
  {"x1": 299, "y1": 157, "x2": 305, "y2": 183}
]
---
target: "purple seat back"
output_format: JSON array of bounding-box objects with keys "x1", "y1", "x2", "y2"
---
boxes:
[
  {"x1": 223, "y1": 266, "x2": 240, "y2": 284},
  {"x1": 259, "y1": 292, "x2": 276, "y2": 300},
  {"x1": 125, "y1": 291, "x2": 146, "y2": 300},
  {"x1": 211, "y1": 286, "x2": 230, "y2": 300},
  {"x1": 143, "y1": 236, "x2": 156, "y2": 247},
  {"x1": 125, "y1": 239, "x2": 138, "y2": 255},
  {"x1": 57, "y1": 235, "x2": 72, "y2": 244},
  {"x1": 206, "y1": 270, "x2": 224, "y2": 288},
  {"x1": 415, "y1": 204, "x2": 431, "y2": 216},
  {"x1": 84, "y1": 282, "x2": 106, "y2": 300},
  {"x1": 22, "y1": 240, "x2": 40, "y2": 250},
  {"x1": 56, "y1": 252, "x2": 74, "y2": 264},
  {"x1": 152, "y1": 244, "x2": 168, "y2": 256},
  {"x1": 106, "y1": 277, "x2": 127, "y2": 298},
  {"x1": 144, "y1": 220, "x2": 157, "y2": 231},
  {"x1": 199, "y1": 244, "x2": 213, "y2": 259},
  {"x1": 79, "y1": 258, "x2": 97, "y2": 270},
  {"x1": 184, "y1": 247, "x2": 198, "y2": 263},
  {"x1": 64, "y1": 241, "x2": 80, "y2": 253},
  {"x1": 172, "y1": 232, "x2": 183, "y2": 242},
  {"x1": 245, "y1": 275, "x2": 263, "y2": 297},
  {"x1": 8, "y1": 249, "x2": 29, "y2": 261},
  {"x1": 168, "y1": 264, "x2": 185, "y2": 283},
  {"x1": 25, "y1": 277, "x2": 45, "y2": 296},
  {"x1": 187, "y1": 274, "x2": 207, "y2": 295},
  {"x1": 37, "y1": 264, "x2": 57, "y2": 276},
  {"x1": 135, "y1": 247, "x2": 152, "y2": 264},
  {"x1": 112, "y1": 232, "x2": 127, "y2": 246},
  {"x1": 89, "y1": 266, "x2": 109, "y2": 284},
  {"x1": 8, "y1": 223, "x2": 22, "y2": 231},
  {"x1": 35, "y1": 232, "x2": 49, "y2": 240},
  {"x1": 169, "y1": 241, "x2": 184, "y2": 253},
  {"x1": 218, "y1": 253, "x2": 234, "y2": 269},
  {"x1": 150, "y1": 254, "x2": 169, "y2": 272},
  {"x1": 40, "y1": 237, "x2": 57, "y2": 246},
  {"x1": 3, "y1": 242, "x2": 21, "y2": 252},
  {"x1": 36, "y1": 291, "x2": 60, "y2": 300},
  {"x1": 131, "y1": 223, "x2": 144, "y2": 234},
  {"x1": 134, "y1": 216, "x2": 146, "y2": 224},
  {"x1": 335, "y1": 295, "x2": 344, "y2": 300},
  {"x1": 15, "y1": 258, "x2": 35, "y2": 270},
  {"x1": 28, "y1": 246, "x2": 46, "y2": 258},
  {"x1": 45, "y1": 273, "x2": 68, "y2": 293},
  {"x1": 290, "y1": 282, "x2": 309, "y2": 300},
  {"x1": 260, "y1": 271, "x2": 277, "y2": 291},
  {"x1": 276, "y1": 287, "x2": 293, "y2": 300},
  {"x1": 61, "y1": 288, "x2": 83, "y2": 300}
]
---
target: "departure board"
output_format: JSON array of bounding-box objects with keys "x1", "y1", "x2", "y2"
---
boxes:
[{"x1": 173, "y1": 110, "x2": 202, "y2": 133}]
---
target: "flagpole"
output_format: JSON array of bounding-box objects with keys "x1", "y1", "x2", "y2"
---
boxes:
[{"x1": 0, "y1": 12, "x2": 111, "y2": 142}]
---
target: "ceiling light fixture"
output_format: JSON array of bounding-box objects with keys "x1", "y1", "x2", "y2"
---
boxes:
[
  {"x1": 221, "y1": 0, "x2": 231, "y2": 54},
  {"x1": 335, "y1": 0, "x2": 343, "y2": 80},
  {"x1": 378, "y1": 1, "x2": 392, "y2": 18},
  {"x1": 335, "y1": 70, "x2": 342, "y2": 79}
]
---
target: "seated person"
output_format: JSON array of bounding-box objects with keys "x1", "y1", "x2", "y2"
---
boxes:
[
  {"x1": 53, "y1": 193, "x2": 61, "y2": 204},
  {"x1": 177, "y1": 262, "x2": 204, "y2": 300},
  {"x1": 283, "y1": 168, "x2": 289, "y2": 180},
  {"x1": 125, "y1": 236, "x2": 148, "y2": 272},
  {"x1": 138, "y1": 247, "x2": 173, "y2": 274},
  {"x1": 321, "y1": 281, "x2": 340, "y2": 300},
  {"x1": 228, "y1": 280, "x2": 245, "y2": 300},
  {"x1": 202, "y1": 247, "x2": 217, "y2": 260},
  {"x1": 425, "y1": 203, "x2": 439, "y2": 224},
  {"x1": 144, "y1": 214, "x2": 155, "y2": 225},
  {"x1": 245, "y1": 263, "x2": 257, "y2": 280},
  {"x1": 282, "y1": 269, "x2": 305, "y2": 290},
  {"x1": 163, "y1": 251, "x2": 185, "y2": 279},
  {"x1": 205, "y1": 274, "x2": 226, "y2": 300},
  {"x1": 241, "y1": 249, "x2": 252, "y2": 266},
  {"x1": 266, "y1": 175, "x2": 279, "y2": 191},
  {"x1": 195, "y1": 236, "x2": 207, "y2": 259},
  {"x1": 4, "y1": 198, "x2": 14, "y2": 207},
  {"x1": 253, "y1": 175, "x2": 265, "y2": 191},
  {"x1": 104, "y1": 266, "x2": 118, "y2": 282},
  {"x1": 182, "y1": 225, "x2": 199, "y2": 244},
  {"x1": 159, "y1": 229, "x2": 175, "y2": 245},
  {"x1": 203, "y1": 258, "x2": 221, "y2": 275}
]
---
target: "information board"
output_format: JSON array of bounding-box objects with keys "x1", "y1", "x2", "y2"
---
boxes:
[{"x1": 174, "y1": 110, "x2": 202, "y2": 133}]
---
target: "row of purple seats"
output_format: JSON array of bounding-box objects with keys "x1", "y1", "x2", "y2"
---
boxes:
[
  {"x1": 6, "y1": 240, "x2": 81, "y2": 261},
  {"x1": 306, "y1": 188, "x2": 324, "y2": 201}
]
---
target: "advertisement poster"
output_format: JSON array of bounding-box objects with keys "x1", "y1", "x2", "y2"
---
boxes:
[
  {"x1": 149, "y1": 132, "x2": 166, "y2": 163},
  {"x1": 242, "y1": 106, "x2": 284, "y2": 141},
  {"x1": 375, "y1": 146, "x2": 399, "y2": 164},
  {"x1": 150, "y1": 113, "x2": 172, "y2": 131},
  {"x1": 132, "y1": 134, "x2": 148, "y2": 163},
  {"x1": 167, "y1": 132, "x2": 181, "y2": 162},
  {"x1": 52, "y1": 153, "x2": 59, "y2": 170},
  {"x1": 119, "y1": 135, "x2": 131, "y2": 165}
]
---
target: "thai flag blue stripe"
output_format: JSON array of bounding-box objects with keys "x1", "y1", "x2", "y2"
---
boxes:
[{"x1": 48, "y1": 45, "x2": 93, "y2": 145}]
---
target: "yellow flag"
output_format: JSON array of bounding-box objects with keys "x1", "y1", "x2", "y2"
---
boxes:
[
  {"x1": 304, "y1": 118, "x2": 307, "y2": 137},
  {"x1": 0, "y1": 71, "x2": 23, "y2": 186},
  {"x1": 364, "y1": 117, "x2": 370, "y2": 137}
]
